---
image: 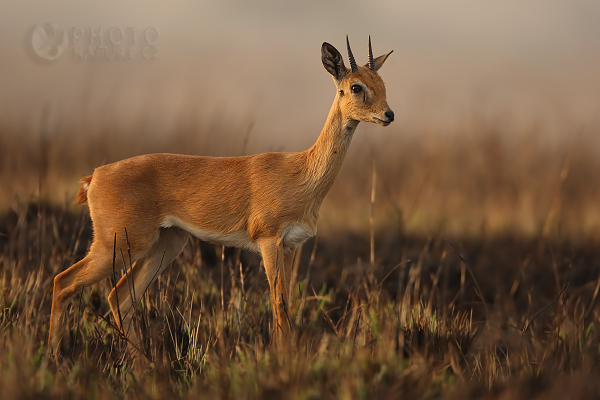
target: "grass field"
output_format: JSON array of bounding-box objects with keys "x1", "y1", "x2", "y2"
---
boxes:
[{"x1": 2, "y1": 117, "x2": 600, "y2": 399}]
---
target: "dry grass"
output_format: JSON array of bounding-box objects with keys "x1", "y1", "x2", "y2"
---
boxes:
[
  {"x1": 1, "y1": 113, "x2": 600, "y2": 399},
  {"x1": 2, "y1": 202, "x2": 600, "y2": 399}
]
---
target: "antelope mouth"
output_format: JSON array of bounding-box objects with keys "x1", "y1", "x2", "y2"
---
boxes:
[{"x1": 373, "y1": 117, "x2": 392, "y2": 126}]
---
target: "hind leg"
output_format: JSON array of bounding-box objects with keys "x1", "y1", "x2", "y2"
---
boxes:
[
  {"x1": 108, "y1": 227, "x2": 189, "y2": 345},
  {"x1": 49, "y1": 227, "x2": 159, "y2": 354},
  {"x1": 49, "y1": 242, "x2": 126, "y2": 354}
]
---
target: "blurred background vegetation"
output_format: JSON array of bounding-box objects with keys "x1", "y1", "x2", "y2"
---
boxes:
[{"x1": 2, "y1": 0, "x2": 600, "y2": 239}]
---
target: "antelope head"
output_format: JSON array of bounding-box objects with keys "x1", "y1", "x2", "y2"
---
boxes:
[{"x1": 321, "y1": 36, "x2": 394, "y2": 126}]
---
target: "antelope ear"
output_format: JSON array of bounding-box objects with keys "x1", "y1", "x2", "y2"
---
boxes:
[
  {"x1": 369, "y1": 50, "x2": 393, "y2": 71},
  {"x1": 322, "y1": 42, "x2": 347, "y2": 80}
]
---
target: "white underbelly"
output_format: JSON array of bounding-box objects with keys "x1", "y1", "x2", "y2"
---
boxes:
[
  {"x1": 160, "y1": 216, "x2": 315, "y2": 253},
  {"x1": 160, "y1": 216, "x2": 260, "y2": 253}
]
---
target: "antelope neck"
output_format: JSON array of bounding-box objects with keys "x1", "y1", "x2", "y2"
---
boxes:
[{"x1": 303, "y1": 96, "x2": 359, "y2": 198}]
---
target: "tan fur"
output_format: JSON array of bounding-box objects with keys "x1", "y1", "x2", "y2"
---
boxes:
[{"x1": 49, "y1": 39, "x2": 394, "y2": 353}]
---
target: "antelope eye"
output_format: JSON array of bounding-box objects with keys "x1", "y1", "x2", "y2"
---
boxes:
[{"x1": 351, "y1": 84, "x2": 362, "y2": 94}]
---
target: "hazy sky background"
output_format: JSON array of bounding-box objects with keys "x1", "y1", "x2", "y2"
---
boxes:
[{"x1": 1, "y1": 0, "x2": 599, "y2": 152}]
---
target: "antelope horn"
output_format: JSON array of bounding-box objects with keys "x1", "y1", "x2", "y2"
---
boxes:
[
  {"x1": 346, "y1": 35, "x2": 358, "y2": 72},
  {"x1": 368, "y1": 36, "x2": 375, "y2": 71}
]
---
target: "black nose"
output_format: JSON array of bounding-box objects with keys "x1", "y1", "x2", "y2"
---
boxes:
[{"x1": 384, "y1": 110, "x2": 395, "y2": 121}]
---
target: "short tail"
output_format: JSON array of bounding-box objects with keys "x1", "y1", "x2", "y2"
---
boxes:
[{"x1": 75, "y1": 175, "x2": 93, "y2": 204}]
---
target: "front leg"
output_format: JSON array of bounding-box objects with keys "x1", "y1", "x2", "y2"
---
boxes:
[{"x1": 258, "y1": 239, "x2": 293, "y2": 349}]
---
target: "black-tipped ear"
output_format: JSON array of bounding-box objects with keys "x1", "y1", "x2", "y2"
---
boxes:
[
  {"x1": 322, "y1": 42, "x2": 347, "y2": 80},
  {"x1": 371, "y1": 50, "x2": 393, "y2": 71}
]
